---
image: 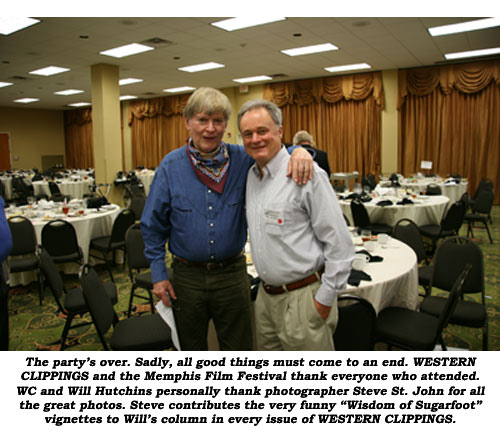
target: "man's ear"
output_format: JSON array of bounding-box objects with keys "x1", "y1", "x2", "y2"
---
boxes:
[
  {"x1": 184, "y1": 117, "x2": 191, "y2": 131},
  {"x1": 278, "y1": 125, "x2": 283, "y2": 139}
]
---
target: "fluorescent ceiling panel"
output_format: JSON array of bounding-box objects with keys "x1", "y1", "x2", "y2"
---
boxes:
[
  {"x1": 445, "y1": 47, "x2": 500, "y2": 60},
  {"x1": 163, "y1": 86, "x2": 196, "y2": 93},
  {"x1": 14, "y1": 98, "x2": 39, "y2": 104},
  {"x1": 211, "y1": 17, "x2": 286, "y2": 31},
  {"x1": 325, "y1": 63, "x2": 371, "y2": 73},
  {"x1": 0, "y1": 17, "x2": 39, "y2": 35},
  {"x1": 120, "y1": 95, "x2": 138, "y2": 100},
  {"x1": 281, "y1": 43, "x2": 338, "y2": 57},
  {"x1": 429, "y1": 17, "x2": 500, "y2": 36},
  {"x1": 233, "y1": 75, "x2": 272, "y2": 83},
  {"x1": 0, "y1": 81, "x2": 14, "y2": 88},
  {"x1": 178, "y1": 62, "x2": 225, "y2": 73},
  {"x1": 54, "y1": 89, "x2": 84, "y2": 96},
  {"x1": 67, "y1": 102, "x2": 91, "y2": 107},
  {"x1": 100, "y1": 43, "x2": 154, "y2": 58},
  {"x1": 29, "y1": 66, "x2": 70, "y2": 76},
  {"x1": 119, "y1": 78, "x2": 143, "y2": 86}
]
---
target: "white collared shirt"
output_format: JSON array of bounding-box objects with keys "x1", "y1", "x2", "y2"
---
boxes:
[{"x1": 246, "y1": 147, "x2": 355, "y2": 306}]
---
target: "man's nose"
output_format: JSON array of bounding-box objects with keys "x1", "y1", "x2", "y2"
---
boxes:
[{"x1": 206, "y1": 120, "x2": 216, "y2": 130}]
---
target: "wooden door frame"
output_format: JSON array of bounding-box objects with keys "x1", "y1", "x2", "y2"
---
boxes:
[{"x1": 0, "y1": 132, "x2": 12, "y2": 171}]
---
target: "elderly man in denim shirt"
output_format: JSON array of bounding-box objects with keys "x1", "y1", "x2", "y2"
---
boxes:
[{"x1": 141, "y1": 87, "x2": 313, "y2": 351}]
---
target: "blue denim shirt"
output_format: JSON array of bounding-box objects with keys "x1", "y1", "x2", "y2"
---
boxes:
[{"x1": 141, "y1": 143, "x2": 253, "y2": 283}]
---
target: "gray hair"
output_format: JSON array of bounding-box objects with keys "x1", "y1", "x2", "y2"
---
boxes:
[
  {"x1": 237, "y1": 99, "x2": 282, "y2": 131},
  {"x1": 183, "y1": 87, "x2": 232, "y2": 121},
  {"x1": 293, "y1": 130, "x2": 315, "y2": 146}
]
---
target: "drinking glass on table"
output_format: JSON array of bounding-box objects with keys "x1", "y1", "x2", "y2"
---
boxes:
[
  {"x1": 27, "y1": 196, "x2": 35, "y2": 206},
  {"x1": 353, "y1": 183, "x2": 362, "y2": 195},
  {"x1": 62, "y1": 204, "x2": 69, "y2": 215},
  {"x1": 360, "y1": 229, "x2": 372, "y2": 242}
]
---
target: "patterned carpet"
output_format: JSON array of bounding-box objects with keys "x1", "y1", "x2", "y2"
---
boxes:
[{"x1": 7, "y1": 206, "x2": 500, "y2": 351}]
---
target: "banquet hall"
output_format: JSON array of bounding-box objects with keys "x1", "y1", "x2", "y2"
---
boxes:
[{"x1": 0, "y1": 15, "x2": 498, "y2": 351}]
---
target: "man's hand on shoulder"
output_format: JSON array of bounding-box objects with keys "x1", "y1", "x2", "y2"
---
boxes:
[{"x1": 287, "y1": 146, "x2": 314, "y2": 185}]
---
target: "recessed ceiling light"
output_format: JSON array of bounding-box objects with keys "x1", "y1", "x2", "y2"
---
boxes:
[
  {"x1": 0, "y1": 17, "x2": 39, "y2": 35},
  {"x1": 99, "y1": 43, "x2": 154, "y2": 58},
  {"x1": 0, "y1": 81, "x2": 14, "y2": 88},
  {"x1": 233, "y1": 75, "x2": 272, "y2": 83},
  {"x1": 54, "y1": 89, "x2": 84, "y2": 96},
  {"x1": 428, "y1": 17, "x2": 500, "y2": 36},
  {"x1": 163, "y1": 86, "x2": 196, "y2": 93},
  {"x1": 119, "y1": 78, "x2": 143, "y2": 86},
  {"x1": 14, "y1": 98, "x2": 39, "y2": 104},
  {"x1": 67, "y1": 102, "x2": 91, "y2": 107},
  {"x1": 120, "y1": 95, "x2": 138, "y2": 101},
  {"x1": 178, "y1": 62, "x2": 225, "y2": 73},
  {"x1": 281, "y1": 43, "x2": 339, "y2": 57},
  {"x1": 211, "y1": 17, "x2": 286, "y2": 31},
  {"x1": 445, "y1": 47, "x2": 500, "y2": 60},
  {"x1": 29, "y1": 66, "x2": 70, "y2": 76},
  {"x1": 325, "y1": 63, "x2": 371, "y2": 73}
]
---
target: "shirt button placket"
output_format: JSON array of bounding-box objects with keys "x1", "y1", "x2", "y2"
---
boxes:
[{"x1": 207, "y1": 187, "x2": 216, "y2": 260}]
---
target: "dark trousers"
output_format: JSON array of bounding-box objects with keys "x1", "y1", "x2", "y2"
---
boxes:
[{"x1": 172, "y1": 256, "x2": 253, "y2": 351}]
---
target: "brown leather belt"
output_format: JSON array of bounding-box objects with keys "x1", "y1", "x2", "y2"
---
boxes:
[
  {"x1": 174, "y1": 253, "x2": 243, "y2": 271},
  {"x1": 263, "y1": 268, "x2": 324, "y2": 295}
]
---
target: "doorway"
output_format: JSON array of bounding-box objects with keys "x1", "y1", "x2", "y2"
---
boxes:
[{"x1": 0, "y1": 133, "x2": 11, "y2": 171}]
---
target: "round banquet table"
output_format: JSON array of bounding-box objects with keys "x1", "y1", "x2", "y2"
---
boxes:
[
  {"x1": 340, "y1": 238, "x2": 418, "y2": 313},
  {"x1": 32, "y1": 179, "x2": 93, "y2": 199},
  {"x1": 399, "y1": 179, "x2": 468, "y2": 204},
  {"x1": 339, "y1": 194, "x2": 449, "y2": 227},
  {"x1": 246, "y1": 238, "x2": 418, "y2": 314},
  {"x1": 137, "y1": 170, "x2": 155, "y2": 195},
  {"x1": 8, "y1": 204, "x2": 121, "y2": 287}
]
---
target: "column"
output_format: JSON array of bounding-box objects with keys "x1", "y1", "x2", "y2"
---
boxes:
[{"x1": 91, "y1": 63, "x2": 122, "y2": 203}]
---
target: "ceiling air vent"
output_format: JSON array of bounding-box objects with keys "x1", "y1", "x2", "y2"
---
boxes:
[
  {"x1": 141, "y1": 38, "x2": 173, "y2": 48},
  {"x1": 270, "y1": 73, "x2": 288, "y2": 79},
  {"x1": 10, "y1": 75, "x2": 31, "y2": 80}
]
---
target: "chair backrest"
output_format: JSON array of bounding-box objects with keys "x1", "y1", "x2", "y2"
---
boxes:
[
  {"x1": 473, "y1": 178, "x2": 494, "y2": 199},
  {"x1": 79, "y1": 265, "x2": 116, "y2": 341},
  {"x1": 125, "y1": 223, "x2": 150, "y2": 271},
  {"x1": 350, "y1": 199, "x2": 371, "y2": 228},
  {"x1": 41, "y1": 219, "x2": 80, "y2": 258},
  {"x1": 392, "y1": 218, "x2": 427, "y2": 263},
  {"x1": 471, "y1": 188, "x2": 494, "y2": 215},
  {"x1": 441, "y1": 200, "x2": 465, "y2": 233},
  {"x1": 334, "y1": 296, "x2": 376, "y2": 351},
  {"x1": 38, "y1": 248, "x2": 65, "y2": 307},
  {"x1": 109, "y1": 208, "x2": 136, "y2": 245},
  {"x1": 129, "y1": 194, "x2": 146, "y2": 221},
  {"x1": 7, "y1": 216, "x2": 37, "y2": 256},
  {"x1": 425, "y1": 183, "x2": 442, "y2": 195},
  {"x1": 430, "y1": 236, "x2": 483, "y2": 296},
  {"x1": 342, "y1": 214, "x2": 350, "y2": 227},
  {"x1": 48, "y1": 181, "x2": 61, "y2": 195},
  {"x1": 433, "y1": 264, "x2": 472, "y2": 345}
]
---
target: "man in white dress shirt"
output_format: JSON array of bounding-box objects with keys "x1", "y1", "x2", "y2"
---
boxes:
[{"x1": 238, "y1": 99, "x2": 355, "y2": 351}]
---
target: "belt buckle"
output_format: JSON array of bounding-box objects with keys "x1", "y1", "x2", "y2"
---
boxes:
[{"x1": 206, "y1": 261, "x2": 221, "y2": 271}]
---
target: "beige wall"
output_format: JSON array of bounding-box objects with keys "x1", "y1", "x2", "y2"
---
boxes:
[
  {"x1": 0, "y1": 107, "x2": 65, "y2": 171},
  {"x1": 381, "y1": 70, "x2": 399, "y2": 176},
  {"x1": 0, "y1": 78, "x2": 400, "y2": 173}
]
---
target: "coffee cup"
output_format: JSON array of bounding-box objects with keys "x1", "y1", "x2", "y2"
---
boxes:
[
  {"x1": 364, "y1": 240, "x2": 377, "y2": 252},
  {"x1": 352, "y1": 253, "x2": 369, "y2": 271},
  {"x1": 378, "y1": 233, "x2": 389, "y2": 246}
]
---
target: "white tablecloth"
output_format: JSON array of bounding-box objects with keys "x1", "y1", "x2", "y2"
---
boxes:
[
  {"x1": 339, "y1": 195, "x2": 449, "y2": 227},
  {"x1": 32, "y1": 179, "x2": 93, "y2": 199},
  {"x1": 137, "y1": 171, "x2": 155, "y2": 195},
  {"x1": 246, "y1": 238, "x2": 418, "y2": 314},
  {"x1": 8, "y1": 204, "x2": 121, "y2": 286},
  {"x1": 399, "y1": 179, "x2": 468, "y2": 204},
  {"x1": 340, "y1": 238, "x2": 419, "y2": 312}
]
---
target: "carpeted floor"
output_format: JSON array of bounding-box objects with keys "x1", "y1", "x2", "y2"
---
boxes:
[{"x1": 6, "y1": 206, "x2": 500, "y2": 351}]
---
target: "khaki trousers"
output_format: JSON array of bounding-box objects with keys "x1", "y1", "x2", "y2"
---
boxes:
[{"x1": 255, "y1": 280, "x2": 338, "y2": 351}]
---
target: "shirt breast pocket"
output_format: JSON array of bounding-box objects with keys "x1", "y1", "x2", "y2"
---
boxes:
[
  {"x1": 263, "y1": 202, "x2": 301, "y2": 236},
  {"x1": 172, "y1": 196, "x2": 193, "y2": 214}
]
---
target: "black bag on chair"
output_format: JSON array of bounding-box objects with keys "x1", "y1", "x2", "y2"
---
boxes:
[{"x1": 86, "y1": 196, "x2": 109, "y2": 209}]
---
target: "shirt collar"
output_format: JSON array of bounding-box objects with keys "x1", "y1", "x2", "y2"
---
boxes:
[{"x1": 251, "y1": 145, "x2": 287, "y2": 179}]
